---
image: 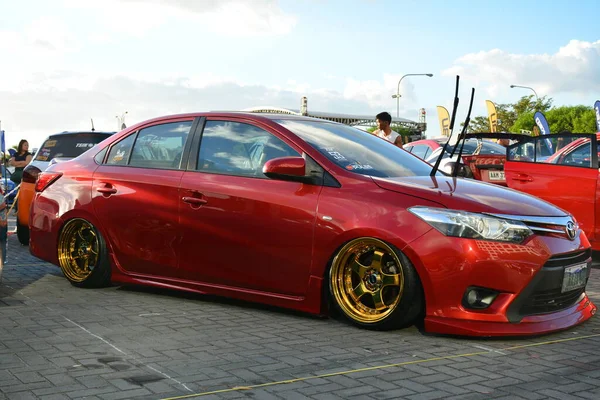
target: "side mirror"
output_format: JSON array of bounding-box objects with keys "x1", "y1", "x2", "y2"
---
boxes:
[{"x1": 263, "y1": 156, "x2": 309, "y2": 183}]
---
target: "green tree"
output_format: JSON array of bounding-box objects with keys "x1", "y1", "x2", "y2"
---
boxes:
[
  {"x1": 512, "y1": 95, "x2": 553, "y2": 116},
  {"x1": 465, "y1": 116, "x2": 489, "y2": 133},
  {"x1": 467, "y1": 95, "x2": 553, "y2": 133},
  {"x1": 512, "y1": 105, "x2": 597, "y2": 134}
]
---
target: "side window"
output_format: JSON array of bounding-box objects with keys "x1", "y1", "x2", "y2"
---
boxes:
[
  {"x1": 94, "y1": 147, "x2": 108, "y2": 164},
  {"x1": 129, "y1": 121, "x2": 192, "y2": 169},
  {"x1": 411, "y1": 145, "x2": 428, "y2": 159},
  {"x1": 509, "y1": 135, "x2": 596, "y2": 167},
  {"x1": 506, "y1": 140, "x2": 535, "y2": 162},
  {"x1": 197, "y1": 121, "x2": 299, "y2": 177},
  {"x1": 106, "y1": 134, "x2": 136, "y2": 165},
  {"x1": 423, "y1": 147, "x2": 432, "y2": 159},
  {"x1": 557, "y1": 141, "x2": 591, "y2": 167}
]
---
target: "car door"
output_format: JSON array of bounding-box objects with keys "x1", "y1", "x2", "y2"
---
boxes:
[
  {"x1": 504, "y1": 133, "x2": 599, "y2": 242},
  {"x1": 92, "y1": 118, "x2": 196, "y2": 278},
  {"x1": 178, "y1": 118, "x2": 322, "y2": 296}
]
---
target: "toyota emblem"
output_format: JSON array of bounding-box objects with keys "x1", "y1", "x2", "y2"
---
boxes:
[{"x1": 566, "y1": 221, "x2": 577, "y2": 241}]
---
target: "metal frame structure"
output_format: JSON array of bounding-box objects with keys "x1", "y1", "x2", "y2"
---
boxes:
[{"x1": 238, "y1": 106, "x2": 426, "y2": 134}]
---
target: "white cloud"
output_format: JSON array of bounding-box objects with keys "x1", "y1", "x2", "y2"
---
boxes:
[
  {"x1": 63, "y1": 0, "x2": 296, "y2": 37},
  {"x1": 443, "y1": 40, "x2": 600, "y2": 98},
  {"x1": 0, "y1": 17, "x2": 81, "y2": 92},
  {"x1": 0, "y1": 72, "x2": 418, "y2": 149},
  {"x1": 343, "y1": 73, "x2": 429, "y2": 112}
]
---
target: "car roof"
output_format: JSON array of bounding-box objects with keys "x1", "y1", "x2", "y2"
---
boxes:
[
  {"x1": 46, "y1": 131, "x2": 116, "y2": 139},
  {"x1": 121, "y1": 112, "x2": 343, "y2": 132}
]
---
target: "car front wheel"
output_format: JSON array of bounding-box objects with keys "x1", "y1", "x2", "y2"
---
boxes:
[{"x1": 329, "y1": 237, "x2": 424, "y2": 330}]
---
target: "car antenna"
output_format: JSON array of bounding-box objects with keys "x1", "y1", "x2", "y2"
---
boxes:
[
  {"x1": 452, "y1": 87, "x2": 476, "y2": 177},
  {"x1": 431, "y1": 75, "x2": 460, "y2": 176},
  {"x1": 91, "y1": 118, "x2": 95, "y2": 132}
]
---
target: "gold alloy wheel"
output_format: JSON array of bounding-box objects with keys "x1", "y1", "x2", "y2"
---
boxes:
[
  {"x1": 330, "y1": 238, "x2": 405, "y2": 324},
  {"x1": 58, "y1": 219, "x2": 99, "y2": 283}
]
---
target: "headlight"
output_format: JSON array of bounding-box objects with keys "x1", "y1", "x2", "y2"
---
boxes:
[{"x1": 409, "y1": 207, "x2": 533, "y2": 243}]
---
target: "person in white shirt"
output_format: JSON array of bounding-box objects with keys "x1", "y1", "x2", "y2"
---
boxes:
[{"x1": 373, "y1": 112, "x2": 403, "y2": 147}]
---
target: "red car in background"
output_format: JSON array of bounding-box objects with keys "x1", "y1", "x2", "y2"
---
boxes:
[
  {"x1": 405, "y1": 137, "x2": 508, "y2": 186},
  {"x1": 505, "y1": 132, "x2": 600, "y2": 252},
  {"x1": 29, "y1": 113, "x2": 595, "y2": 336},
  {"x1": 403, "y1": 138, "x2": 444, "y2": 160}
]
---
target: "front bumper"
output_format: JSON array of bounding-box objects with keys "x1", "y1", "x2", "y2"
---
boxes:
[{"x1": 403, "y1": 228, "x2": 596, "y2": 337}]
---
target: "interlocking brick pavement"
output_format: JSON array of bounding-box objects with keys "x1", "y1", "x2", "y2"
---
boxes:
[{"x1": 2, "y1": 215, "x2": 600, "y2": 399}]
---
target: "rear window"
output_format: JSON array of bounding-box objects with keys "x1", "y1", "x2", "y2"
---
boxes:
[{"x1": 35, "y1": 133, "x2": 110, "y2": 162}]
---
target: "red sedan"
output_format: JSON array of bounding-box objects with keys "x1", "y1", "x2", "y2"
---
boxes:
[{"x1": 29, "y1": 113, "x2": 595, "y2": 336}]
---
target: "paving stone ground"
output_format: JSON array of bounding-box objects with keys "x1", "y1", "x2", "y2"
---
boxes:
[{"x1": 2, "y1": 214, "x2": 600, "y2": 399}]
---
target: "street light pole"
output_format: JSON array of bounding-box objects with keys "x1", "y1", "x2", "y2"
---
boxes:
[
  {"x1": 510, "y1": 84, "x2": 539, "y2": 103},
  {"x1": 392, "y1": 73, "x2": 433, "y2": 118}
]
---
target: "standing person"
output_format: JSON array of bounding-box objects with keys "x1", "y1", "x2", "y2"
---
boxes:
[
  {"x1": 9, "y1": 140, "x2": 33, "y2": 185},
  {"x1": 373, "y1": 112, "x2": 403, "y2": 147}
]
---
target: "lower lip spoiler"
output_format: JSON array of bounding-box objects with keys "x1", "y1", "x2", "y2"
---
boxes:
[{"x1": 424, "y1": 294, "x2": 596, "y2": 337}]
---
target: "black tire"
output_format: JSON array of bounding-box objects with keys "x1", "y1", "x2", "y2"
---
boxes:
[
  {"x1": 328, "y1": 237, "x2": 424, "y2": 331},
  {"x1": 57, "y1": 218, "x2": 111, "y2": 288},
  {"x1": 16, "y1": 217, "x2": 29, "y2": 246}
]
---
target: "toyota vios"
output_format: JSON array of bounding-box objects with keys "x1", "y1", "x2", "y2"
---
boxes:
[{"x1": 29, "y1": 113, "x2": 596, "y2": 336}]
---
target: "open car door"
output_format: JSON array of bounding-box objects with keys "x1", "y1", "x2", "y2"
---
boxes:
[{"x1": 505, "y1": 133, "x2": 599, "y2": 246}]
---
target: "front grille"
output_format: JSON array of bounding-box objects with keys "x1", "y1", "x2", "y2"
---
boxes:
[
  {"x1": 544, "y1": 249, "x2": 591, "y2": 268},
  {"x1": 506, "y1": 249, "x2": 591, "y2": 322},
  {"x1": 520, "y1": 287, "x2": 585, "y2": 315}
]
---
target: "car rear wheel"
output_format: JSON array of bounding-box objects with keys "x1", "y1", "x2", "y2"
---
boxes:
[
  {"x1": 58, "y1": 218, "x2": 111, "y2": 288},
  {"x1": 329, "y1": 237, "x2": 424, "y2": 330},
  {"x1": 16, "y1": 218, "x2": 29, "y2": 246}
]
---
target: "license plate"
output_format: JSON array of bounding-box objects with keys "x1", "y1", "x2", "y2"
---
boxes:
[
  {"x1": 561, "y1": 263, "x2": 588, "y2": 293},
  {"x1": 488, "y1": 170, "x2": 505, "y2": 181}
]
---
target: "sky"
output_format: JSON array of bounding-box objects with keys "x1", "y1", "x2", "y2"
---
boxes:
[{"x1": 0, "y1": 0, "x2": 599, "y2": 148}]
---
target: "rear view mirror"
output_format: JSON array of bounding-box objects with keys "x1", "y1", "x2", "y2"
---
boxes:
[{"x1": 263, "y1": 156, "x2": 309, "y2": 183}]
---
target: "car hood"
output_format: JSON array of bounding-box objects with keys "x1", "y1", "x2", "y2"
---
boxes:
[{"x1": 372, "y1": 175, "x2": 567, "y2": 217}]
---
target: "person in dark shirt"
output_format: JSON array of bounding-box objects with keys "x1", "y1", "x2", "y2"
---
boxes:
[{"x1": 9, "y1": 140, "x2": 33, "y2": 185}]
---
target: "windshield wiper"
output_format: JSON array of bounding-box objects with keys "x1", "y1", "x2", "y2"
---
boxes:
[
  {"x1": 452, "y1": 87, "x2": 476, "y2": 177},
  {"x1": 431, "y1": 76, "x2": 460, "y2": 176}
]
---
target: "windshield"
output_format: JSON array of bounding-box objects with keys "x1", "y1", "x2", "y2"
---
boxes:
[
  {"x1": 276, "y1": 119, "x2": 436, "y2": 178},
  {"x1": 442, "y1": 139, "x2": 506, "y2": 155},
  {"x1": 35, "y1": 133, "x2": 111, "y2": 162}
]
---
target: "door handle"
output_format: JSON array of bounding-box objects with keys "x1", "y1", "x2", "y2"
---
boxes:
[
  {"x1": 182, "y1": 197, "x2": 208, "y2": 205},
  {"x1": 512, "y1": 174, "x2": 533, "y2": 182},
  {"x1": 97, "y1": 186, "x2": 117, "y2": 194}
]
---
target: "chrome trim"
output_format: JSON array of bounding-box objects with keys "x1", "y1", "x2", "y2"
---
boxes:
[
  {"x1": 527, "y1": 226, "x2": 566, "y2": 234},
  {"x1": 484, "y1": 214, "x2": 572, "y2": 226}
]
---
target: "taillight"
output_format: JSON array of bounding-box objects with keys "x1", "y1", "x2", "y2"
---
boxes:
[
  {"x1": 22, "y1": 165, "x2": 42, "y2": 184},
  {"x1": 35, "y1": 172, "x2": 63, "y2": 192}
]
